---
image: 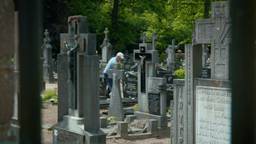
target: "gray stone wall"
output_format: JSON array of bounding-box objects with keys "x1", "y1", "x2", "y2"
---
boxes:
[{"x1": 172, "y1": 79, "x2": 186, "y2": 144}]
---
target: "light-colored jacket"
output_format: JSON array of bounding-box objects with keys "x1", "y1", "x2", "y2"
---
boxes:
[{"x1": 103, "y1": 57, "x2": 117, "y2": 74}]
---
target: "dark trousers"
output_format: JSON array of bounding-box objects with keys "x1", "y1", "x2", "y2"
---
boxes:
[{"x1": 104, "y1": 73, "x2": 113, "y2": 93}]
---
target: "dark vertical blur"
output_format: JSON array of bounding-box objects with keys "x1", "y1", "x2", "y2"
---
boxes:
[
  {"x1": 230, "y1": 0, "x2": 256, "y2": 144},
  {"x1": 18, "y1": 0, "x2": 42, "y2": 144}
]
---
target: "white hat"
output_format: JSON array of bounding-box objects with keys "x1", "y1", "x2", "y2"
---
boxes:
[{"x1": 116, "y1": 52, "x2": 124, "y2": 59}]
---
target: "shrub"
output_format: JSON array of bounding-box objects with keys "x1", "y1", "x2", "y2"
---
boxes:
[
  {"x1": 41, "y1": 89, "x2": 58, "y2": 103},
  {"x1": 174, "y1": 67, "x2": 185, "y2": 79},
  {"x1": 132, "y1": 104, "x2": 140, "y2": 111},
  {"x1": 107, "y1": 116, "x2": 117, "y2": 124}
]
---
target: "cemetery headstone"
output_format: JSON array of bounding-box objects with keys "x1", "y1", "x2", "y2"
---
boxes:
[
  {"x1": 54, "y1": 15, "x2": 106, "y2": 144},
  {"x1": 42, "y1": 29, "x2": 54, "y2": 83},
  {"x1": 172, "y1": 2, "x2": 231, "y2": 144},
  {"x1": 108, "y1": 68, "x2": 124, "y2": 121},
  {"x1": 133, "y1": 32, "x2": 159, "y2": 113},
  {"x1": 133, "y1": 33, "x2": 168, "y2": 128},
  {"x1": 165, "y1": 39, "x2": 177, "y2": 73},
  {"x1": 100, "y1": 27, "x2": 112, "y2": 63}
]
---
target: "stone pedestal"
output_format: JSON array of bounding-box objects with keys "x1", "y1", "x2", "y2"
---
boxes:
[
  {"x1": 117, "y1": 121, "x2": 128, "y2": 137},
  {"x1": 53, "y1": 116, "x2": 106, "y2": 144},
  {"x1": 84, "y1": 131, "x2": 106, "y2": 144},
  {"x1": 55, "y1": 16, "x2": 106, "y2": 144},
  {"x1": 134, "y1": 111, "x2": 167, "y2": 128}
]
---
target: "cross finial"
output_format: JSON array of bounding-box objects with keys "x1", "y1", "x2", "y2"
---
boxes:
[
  {"x1": 104, "y1": 27, "x2": 109, "y2": 40},
  {"x1": 152, "y1": 32, "x2": 157, "y2": 50},
  {"x1": 43, "y1": 29, "x2": 51, "y2": 44},
  {"x1": 172, "y1": 39, "x2": 175, "y2": 47},
  {"x1": 141, "y1": 32, "x2": 146, "y2": 43}
]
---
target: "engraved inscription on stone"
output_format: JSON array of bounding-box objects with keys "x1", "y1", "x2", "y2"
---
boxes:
[
  {"x1": 195, "y1": 20, "x2": 213, "y2": 44},
  {"x1": 196, "y1": 86, "x2": 231, "y2": 144}
]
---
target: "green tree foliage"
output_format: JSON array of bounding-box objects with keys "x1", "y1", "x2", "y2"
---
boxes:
[
  {"x1": 44, "y1": 0, "x2": 216, "y2": 57},
  {"x1": 43, "y1": 0, "x2": 70, "y2": 59}
]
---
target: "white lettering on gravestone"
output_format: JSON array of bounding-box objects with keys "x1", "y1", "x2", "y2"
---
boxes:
[{"x1": 196, "y1": 86, "x2": 231, "y2": 144}]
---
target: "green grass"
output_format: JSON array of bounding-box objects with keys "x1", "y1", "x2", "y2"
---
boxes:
[{"x1": 41, "y1": 89, "x2": 58, "y2": 103}]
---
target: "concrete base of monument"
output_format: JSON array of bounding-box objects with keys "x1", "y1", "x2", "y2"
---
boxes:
[
  {"x1": 53, "y1": 127, "x2": 106, "y2": 144},
  {"x1": 134, "y1": 111, "x2": 168, "y2": 128},
  {"x1": 84, "y1": 130, "x2": 106, "y2": 144},
  {"x1": 52, "y1": 127, "x2": 84, "y2": 144},
  {"x1": 8, "y1": 118, "x2": 20, "y2": 143},
  {"x1": 62, "y1": 115, "x2": 84, "y2": 126},
  {"x1": 53, "y1": 115, "x2": 106, "y2": 144},
  {"x1": 100, "y1": 115, "x2": 167, "y2": 139}
]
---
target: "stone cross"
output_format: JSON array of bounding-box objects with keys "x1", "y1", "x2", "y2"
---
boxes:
[
  {"x1": 59, "y1": 15, "x2": 88, "y2": 117},
  {"x1": 134, "y1": 33, "x2": 159, "y2": 112},
  {"x1": 100, "y1": 27, "x2": 112, "y2": 62},
  {"x1": 104, "y1": 27, "x2": 109, "y2": 40},
  {"x1": 165, "y1": 39, "x2": 177, "y2": 73},
  {"x1": 56, "y1": 16, "x2": 106, "y2": 144},
  {"x1": 194, "y1": 2, "x2": 230, "y2": 80},
  {"x1": 141, "y1": 32, "x2": 147, "y2": 44},
  {"x1": 42, "y1": 29, "x2": 54, "y2": 83}
]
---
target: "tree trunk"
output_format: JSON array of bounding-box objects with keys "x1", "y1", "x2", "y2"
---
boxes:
[
  {"x1": 111, "y1": 0, "x2": 119, "y2": 50},
  {"x1": 204, "y1": 0, "x2": 211, "y2": 18}
]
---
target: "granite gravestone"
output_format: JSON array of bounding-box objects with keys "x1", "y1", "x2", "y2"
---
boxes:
[
  {"x1": 147, "y1": 77, "x2": 167, "y2": 116},
  {"x1": 172, "y1": 2, "x2": 231, "y2": 144},
  {"x1": 54, "y1": 15, "x2": 106, "y2": 144},
  {"x1": 133, "y1": 33, "x2": 159, "y2": 113},
  {"x1": 195, "y1": 85, "x2": 231, "y2": 144},
  {"x1": 42, "y1": 29, "x2": 54, "y2": 83},
  {"x1": 99, "y1": 27, "x2": 112, "y2": 98},
  {"x1": 133, "y1": 33, "x2": 167, "y2": 128},
  {"x1": 195, "y1": 2, "x2": 230, "y2": 80},
  {"x1": 194, "y1": 2, "x2": 231, "y2": 143},
  {"x1": 108, "y1": 68, "x2": 124, "y2": 121}
]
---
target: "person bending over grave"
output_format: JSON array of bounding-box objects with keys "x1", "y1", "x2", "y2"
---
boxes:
[{"x1": 103, "y1": 52, "x2": 124, "y2": 97}]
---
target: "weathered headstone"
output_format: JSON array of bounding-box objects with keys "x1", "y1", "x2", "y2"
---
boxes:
[
  {"x1": 57, "y1": 44, "x2": 69, "y2": 122},
  {"x1": 195, "y1": 83, "x2": 231, "y2": 144},
  {"x1": 54, "y1": 15, "x2": 106, "y2": 144},
  {"x1": 172, "y1": 2, "x2": 231, "y2": 144},
  {"x1": 172, "y1": 79, "x2": 186, "y2": 144},
  {"x1": 165, "y1": 39, "x2": 177, "y2": 73},
  {"x1": 42, "y1": 29, "x2": 54, "y2": 83},
  {"x1": 108, "y1": 69, "x2": 124, "y2": 121},
  {"x1": 194, "y1": 3, "x2": 231, "y2": 143},
  {"x1": 100, "y1": 27, "x2": 112, "y2": 63},
  {"x1": 133, "y1": 33, "x2": 167, "y2": 128},
  {"x1": 147, "y1": 77, "x2": 167, "y2": 116},
  {"x1": 195, "y1": 2, "x2": 230, "y2": 80},
  {"x1": 59, "y1": 15, "x2": 89, "y2": 117},
  {"x1": 133, "y1": 32, "x2": 159, "y2": 113},
  {"x1": 83, "y1": 46, "x2": 106, "y2": 144}
]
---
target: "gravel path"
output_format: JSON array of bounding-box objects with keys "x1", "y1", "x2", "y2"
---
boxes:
[
  {"x1": 42, "y1": 103, "x2": 57, "y2": 144},
  {"x1": 41, "y1": 83, "x2": 170, "y2": 144}
]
